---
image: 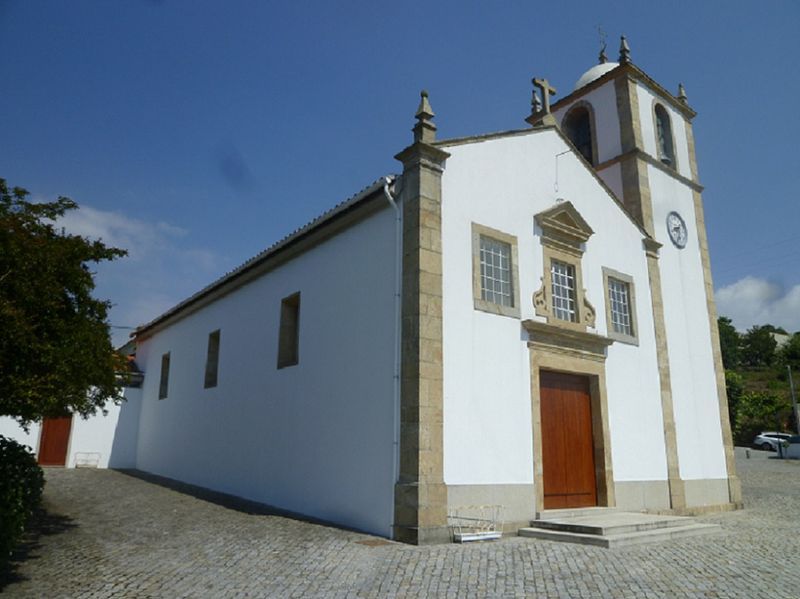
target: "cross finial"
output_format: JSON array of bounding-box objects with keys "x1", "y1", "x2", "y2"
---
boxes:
[
  {"x1": 677, "y1": 83, "x2": 688, "y2": 104},
  {"x1": 533, "y1": 78, "x2": 557, "y2": 114},
  {"x1": 413, "y1": 89, "x2": 437, "y2": 143},
  {"x1": 619, "y1": 35, "x2": 631, "y2": 64},
  {"x1": 598, "y1": 26, "x2": 608, "y2": 64}
]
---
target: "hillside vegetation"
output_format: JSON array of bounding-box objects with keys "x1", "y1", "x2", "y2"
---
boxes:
[{"x1": 719, "y1": 318, "x2": 800, "y2": 445}]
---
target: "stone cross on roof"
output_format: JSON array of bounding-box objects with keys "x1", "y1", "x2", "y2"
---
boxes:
[{"x1": 532, "y1": 78, "x2": 557, "y2": 114}]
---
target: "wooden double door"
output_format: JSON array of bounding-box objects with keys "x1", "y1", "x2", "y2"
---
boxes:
[{"x1": 540, "y1": 371, "x2": 597, "y2": 509}]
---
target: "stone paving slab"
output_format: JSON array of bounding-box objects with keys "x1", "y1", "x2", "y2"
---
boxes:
[{"x1": 3, "y1": 447, "x2": 800, "y2": 598}]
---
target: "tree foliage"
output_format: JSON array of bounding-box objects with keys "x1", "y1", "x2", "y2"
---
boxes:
[
  {"x1": 724, "y1": 370, "x2": 744, "y2": 434},
  {"x1": 778, "y1": 333, "x2": 800, "y2": 372},
  {"x1": 0, "y1": 179, "x2": 127, "y2": 425},
  {"x1": 740, "y1": 325, "x2": 777, "y2": 368},
  {"x1": 718, "y1": 316, "x2": 741, "y2": 369}
]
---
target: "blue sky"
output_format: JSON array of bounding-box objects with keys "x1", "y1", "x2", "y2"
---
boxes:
[{"x1": 1, "y1": 0, "x2": 798, "y2": 343}]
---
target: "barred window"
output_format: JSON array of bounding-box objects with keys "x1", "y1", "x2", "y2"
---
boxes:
[
  {"x1": 550, "y1": 260, "x2": 577, "y2": 322},
  {"x1": 608, "y1": 278, "x2": 632, "y2": 336},
  {"x1": 480, "y1": 236, "x2": 513, "y2": 307},
  {"x1": 602, "y1": 268, "x2": 638, "y2": 345}
]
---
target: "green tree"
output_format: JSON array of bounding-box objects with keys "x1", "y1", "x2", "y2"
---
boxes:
[
  {"x1": 740, "y1": 325, "x2": 778, "y2": 368},
  {"x1": 718, "y1": 316, "x2": 741, "y2": 369},
  {"x1": 724, "y1": 370, "x2": 744, "y2": 434},
  {"x1": 734, "y1": 389, "x2": 791, "y2": 444},
  {"x1": 0, "y1": 179, "x2": 127, "y2": 426},
  {"x1": 778, "y1": 332, "x2": 800, "y2": 372}
]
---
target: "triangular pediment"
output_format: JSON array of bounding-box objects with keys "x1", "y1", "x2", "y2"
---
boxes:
[{"x1": 534, "y1": 201, "x2": 594, "y2": 244}]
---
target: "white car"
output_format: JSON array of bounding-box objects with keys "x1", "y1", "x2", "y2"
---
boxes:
[{"x1": 753, "y1": 432, "x2": 792, "y2": 452}]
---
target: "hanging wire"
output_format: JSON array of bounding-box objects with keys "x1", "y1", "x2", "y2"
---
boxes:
[{"x1": 554, "y1": 150, "x2": 571, "y2": 193}]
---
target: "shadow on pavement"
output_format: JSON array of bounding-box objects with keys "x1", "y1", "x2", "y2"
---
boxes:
[
  {"x1": 115, "y1": 468, "x2": 372, "y2": 536},
  {"x1": 0, "y1": 509, "x2": 76, "y2": 589}
]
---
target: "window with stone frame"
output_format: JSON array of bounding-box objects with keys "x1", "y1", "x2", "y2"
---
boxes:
[
  {"x1": 562, "y1": 103, "x2": 596, "y2": 165},
  {"x1": 532, "y1": 202, "x2": 596, "y2": 331},
  {"x1": 471, "y1": 223, "x2": 520, "y2": 318},
  {"x1": 602, "y1": 267, "x2": 639, "y2": 345},
  {"x1": 654, "y1": 103, "x2": 675, "y2": 168}
]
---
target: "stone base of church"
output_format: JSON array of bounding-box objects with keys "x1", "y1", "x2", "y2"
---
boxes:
[
  {"x1": 392, "y1": 525, "x2": 451, "y2": 545},
  {"x1": 615, "y1": 480, "x2": 672, "y2": 511},
  {"x1": 447, "y1": 483, "x2": 536, "y2": 533},
  {"x1": 615, "y1": 478, "x2": 742, "y2": 514}
]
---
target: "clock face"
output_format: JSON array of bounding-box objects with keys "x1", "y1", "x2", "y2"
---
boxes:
[{"x1": 666, "y1": 211, "x2": 688, "y2": 249}]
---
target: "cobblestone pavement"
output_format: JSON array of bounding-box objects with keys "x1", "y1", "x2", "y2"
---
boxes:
[{"x1": 3, "y1": 448, "x2": 799, "y2": 598}]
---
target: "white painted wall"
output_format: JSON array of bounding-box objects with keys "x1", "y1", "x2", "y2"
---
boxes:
[
  {"x1": 553, "y1": 81, "x2": 622, "y2": 164},
  {"x1": 637, "y1": 84, "x2": 692, "y2": 180},
  {"x1": 598, "y1": 163, "x2": 623, "y2": 201},
  {"x1": 134, "y1": 205, "x2": 397, "y2": 537},
  {"x1": 440, "y1": 129, "x2": 669, "y2": 490},
  {"x1": 0, "y1": 394, "x2": 140, "y2": 469},
  {"x1": 68, "y1": 395, "x2": 142, "y2": 468},
  {"x1": 0, "y1": 417, "x2": 40, "y2": 452},
  {"x1": 648, "y1": 166, "x2": 727, "y2": 480}
]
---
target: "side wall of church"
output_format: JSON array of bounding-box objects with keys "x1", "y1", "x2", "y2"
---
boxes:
[
  {"x1": 440, "y1": 129, "x2": 669, "y2": 523},
  {"x1": 133, "y1": 205, "x2": 398, "y2": 537}
]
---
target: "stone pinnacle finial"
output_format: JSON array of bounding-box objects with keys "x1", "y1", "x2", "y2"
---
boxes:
[
  {"x1": 677, "y1": 83, "x2": 688, "y2": 104},
  {"x1": 532, "y1": 89, "x2": 543, "y2": 113},
  {"x1": 619, "y1": 35, "x2": 631, "y2": 64},
  {"x1": 413, "y1": 90, "x2": 437, "y2": 143}
]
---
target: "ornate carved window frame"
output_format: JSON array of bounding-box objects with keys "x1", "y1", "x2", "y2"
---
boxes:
[
  {"x1": 533, "y1": 202, "x2": 596, "y2": 332},
  {"x1": 602, "y1": 267, "x2": 639, "y2": 346},
  {"x1": 471, "y1": 222, "x2": 521, "y2": 319}
]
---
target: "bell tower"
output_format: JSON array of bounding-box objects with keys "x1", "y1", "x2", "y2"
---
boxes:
[{"x1": 528, "y1": 37, "x2": 742, "y2": 510}]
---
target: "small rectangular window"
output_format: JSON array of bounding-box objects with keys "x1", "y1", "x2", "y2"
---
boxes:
[
  {"x1": 608, "y1": 278, "x2": 633, "y2": 336},
  {"x1": 602, "y1": 267, "x2": 639, "y2": 345},
  {"x1": 204, "y1": 329, "x2": 221, "y2": 389},
  {"x1": 480, "y1": 235, "x2": 513, "y2": 307},
  {"x1": 158, "y1": 352, "x2": 170, "y2": 399},
  {"x1": 277, "y1": 292, "x2": 300, "y2": 369},
  {"x1": 551, "y1": 260, "x2": 577, "y2": 322},
  {"x1": 471, "y1": 223, "x2": 520, "y2": 319}
]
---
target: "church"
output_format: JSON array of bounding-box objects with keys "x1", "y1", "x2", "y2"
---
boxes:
[{"x1": 2, "y1": 38, "x2": 740, "y2": 544}]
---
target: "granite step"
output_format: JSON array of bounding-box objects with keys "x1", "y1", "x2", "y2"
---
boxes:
[{"x1": 519, "y1": 509, "x2": 719, "y2": 548}]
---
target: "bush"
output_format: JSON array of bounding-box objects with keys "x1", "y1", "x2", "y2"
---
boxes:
[{"x1": 0, "y1": 435, "x2": 44, "y2": 571}]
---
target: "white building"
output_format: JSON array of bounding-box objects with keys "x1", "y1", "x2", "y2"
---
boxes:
[{"x1": 2, "y1": 41, "x2": 740, "y2": 544}]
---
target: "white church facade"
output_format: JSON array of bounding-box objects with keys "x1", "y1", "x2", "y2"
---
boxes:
[{"x1": 2, "y1": 40, "x2": 740, "y2": 544}]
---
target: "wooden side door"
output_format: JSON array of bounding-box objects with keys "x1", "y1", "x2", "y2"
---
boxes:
[
  {"x1": 540, "y1": 371, "x2": 597, "y2": 509},
  {"x1": 38, "y1": 416, "x2": 73, "y2": 466}
]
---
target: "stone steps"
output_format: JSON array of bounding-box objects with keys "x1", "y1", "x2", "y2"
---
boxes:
[{"x1": 519, "y1": 508, "x2": 719, "y2": 548}]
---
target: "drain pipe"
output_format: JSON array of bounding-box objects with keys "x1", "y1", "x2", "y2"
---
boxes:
[{"x1": 382, "y1": 175, "x2": 402, "y2": 508}]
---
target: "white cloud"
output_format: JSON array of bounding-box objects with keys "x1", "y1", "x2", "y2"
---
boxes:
[
  {"x1": 716, "y1": 276, "x2": 800, "y2": 333},
  {"x1": 58, "y1": 205, "x2": 188, "y2": 261},
  {"x1": 55, "y1": 205, "x2": 227, "y2": 347}
]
